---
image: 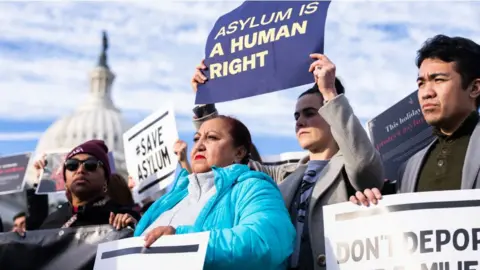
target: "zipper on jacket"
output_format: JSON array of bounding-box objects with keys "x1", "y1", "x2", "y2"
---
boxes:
[{"x1": 193, "y1": 168, "x2": 237, "y2": 227}]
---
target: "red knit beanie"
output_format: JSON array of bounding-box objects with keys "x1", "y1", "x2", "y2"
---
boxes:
[{"x1": 64, "y1": 140, "x2": 111, "y2": 180}]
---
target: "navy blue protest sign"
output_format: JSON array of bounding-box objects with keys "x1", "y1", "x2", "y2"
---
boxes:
[
  {"x1": 367, "y1": 90, "x2": 435, "y2": 182},
  {"x1": 196, "y1": 1, "x2": 331, "y2": 104}
]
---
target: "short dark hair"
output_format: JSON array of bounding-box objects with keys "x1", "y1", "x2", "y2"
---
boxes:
[
  {"x1": 416, "y1": 34, "x2": 480, "y2": 109},
  {"x1": 298, "y1": 77, "x2": 345, "y2": 100},
  {"x1": 13, "y1": 212, "x2": 26, "y2": 222},
  {"x1": 213, "y1": 115, "x2": 253, "y2": 165}
]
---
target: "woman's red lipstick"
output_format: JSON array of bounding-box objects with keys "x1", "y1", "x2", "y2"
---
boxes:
[{"x1": 194, "y1": 154, "x2": 206, "y2": 160}]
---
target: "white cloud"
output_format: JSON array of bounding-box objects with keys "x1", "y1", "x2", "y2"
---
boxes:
[
  {"x1": 0, "y1": 132, "x2": 43, "y2": 141},
  {"x1": 1, "y1": 1, "x2": 480, "y2": 139}
]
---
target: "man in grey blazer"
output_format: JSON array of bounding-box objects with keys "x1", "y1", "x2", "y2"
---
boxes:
[
  {"x1": 352, "y1": 35, "x2": 480, "y2": 204},
  {"x1": 277, "y1": 54, "x2": 384, "y2": 270}
]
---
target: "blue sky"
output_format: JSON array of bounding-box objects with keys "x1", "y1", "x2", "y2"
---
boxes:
[{"x1": 1, "y1": 1, "x2": 480, "y2": 158}]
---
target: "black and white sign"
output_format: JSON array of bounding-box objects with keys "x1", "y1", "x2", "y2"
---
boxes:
[
  {"x1": 367, "y1": 90, "x2": 434, "y2": 181},
  {"x1": 0, "y1": 152, "x2": 31, "y2": 195},
  {"x1": 94, "y1": 232, "x2": 209, "y2": 270},
  {"x1": 323, "y1": 190, "x2": 480, "y2": 269},
  {"x1": 123, "y1": 105, "x2": 179, "y2": 198}
]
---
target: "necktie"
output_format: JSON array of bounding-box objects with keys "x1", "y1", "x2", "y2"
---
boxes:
[
  {"x1": 297, "y1": 170, "x2": 317, "y2": 223},
  {"x1": 291, "y1": 169, "x2": 318, "y2": 268}
]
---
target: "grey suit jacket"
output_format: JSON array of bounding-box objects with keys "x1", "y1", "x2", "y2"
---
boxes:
[
  {"x1": 278, "y1": 94, "x2": 384, "y2": 269},
  {"x1": 398, "y1": 118, "x2": 480, "y2": 193}
]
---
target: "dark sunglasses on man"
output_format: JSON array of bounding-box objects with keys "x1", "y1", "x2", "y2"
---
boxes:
[{"x1": 64, "y1": 159, "x2": 103, "y2": 172}]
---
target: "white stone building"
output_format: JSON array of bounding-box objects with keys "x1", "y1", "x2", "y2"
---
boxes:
[
  {"x1": 29, "y1": 32, "x2": 131, "y2": 182},
  {"x1": 0, "y1": 32, "x2": 131, "y2": 229}
]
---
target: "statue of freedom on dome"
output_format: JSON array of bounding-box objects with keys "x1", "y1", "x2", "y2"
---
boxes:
[{"x1": 98, "y1": 31, "x2": 109, "y2": 68}]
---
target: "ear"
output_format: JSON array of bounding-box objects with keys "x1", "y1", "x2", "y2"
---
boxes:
[
  {"x1": 470, "y1": 79, "x2": 480, "y2": 99},
  {"x1": 234, "y1": 146, "x2": 248, "y2": 162}
]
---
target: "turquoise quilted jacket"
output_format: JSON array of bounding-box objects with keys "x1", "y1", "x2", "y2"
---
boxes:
[{"x1": 134, "y1": 164, "x2": 295, "y2": 270}]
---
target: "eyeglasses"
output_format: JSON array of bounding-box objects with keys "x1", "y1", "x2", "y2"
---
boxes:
[{"x1": 64, "y1": 159, "x2": 103, "y2": 172}]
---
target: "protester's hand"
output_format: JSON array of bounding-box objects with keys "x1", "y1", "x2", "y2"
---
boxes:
[
  {"x1": 309, "y1": 54, "x2": 337, "y2": 101},
  {"x1": 349, "y1": 188, "x2": 383, "y2": 206},
  {"x1": 127, "y1": 176, "x2": 136, "y2": 190},
  {"x1": 109, "y1": 212, "x2": 137, "y2": 230},
  {"x1": 173, "y1": 139, "x2": 188, "y2": 163},
  {"x1": 191, "y1": 59, "x2": 207, "y2": 92},
  {"x1": 144, "y1": 226, "x2": 176, "y2": 248},
  {"x1": 33, "y1": 153, "x2": 47, "y2": 180}
]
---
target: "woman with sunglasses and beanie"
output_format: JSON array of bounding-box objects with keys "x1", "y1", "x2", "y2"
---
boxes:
[
  {"x1": 113, "y1": 116, "x2": 295, "y2": 270},
  {"x1": 38, "y1": 140, "x2": 139, "y2": 230}
]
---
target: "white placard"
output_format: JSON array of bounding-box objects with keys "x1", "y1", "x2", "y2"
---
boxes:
[
  {"x1": 323, "y1": 189, "x2": 480, "y2": 270},
  {"x1": 123, "y1": 105, "x2": 179, "y2": 199},
  {"x1": 261, "y1": 151, "x2": 307, "y2": 166},
  {"x1": 93, "y1": 232, "x2": 210, "y2": 270}
]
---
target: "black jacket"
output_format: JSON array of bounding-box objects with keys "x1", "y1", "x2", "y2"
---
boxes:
[
  {"x1": 40, "y1": 197, "x2": 140, "y2": 230},
  {"x1": 25, "y1": 188, "x2": 49, "y2": 230}
]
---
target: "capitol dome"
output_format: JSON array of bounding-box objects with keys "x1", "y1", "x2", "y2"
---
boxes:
[{"x1": 26, "y1": 31, "x2": 131, "y2": 184}]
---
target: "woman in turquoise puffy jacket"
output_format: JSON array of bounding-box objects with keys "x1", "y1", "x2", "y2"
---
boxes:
[{"x1": 134, "y1": 115, "x2": 295, "y2": 270}]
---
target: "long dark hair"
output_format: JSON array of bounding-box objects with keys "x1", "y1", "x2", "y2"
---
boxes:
[
  {"x1": 215, "y1": 115, "x2": 253, "y2": 165},
  {"x1": 250, "y1": 144, "x2": 262, "y2": 163},
  {"x1": 108, "y1": 173, "x2": 134, "y2": 206}
]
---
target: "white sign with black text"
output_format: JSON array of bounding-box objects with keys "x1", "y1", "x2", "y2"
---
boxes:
[
  {"x1": 123, "y1": 105, "x2": 179, "y2": 199},
  {"x1": 93, "y1": 232, "x2": 210, "y2": 270},
  {"x1": 323, "y1": 189, "x2": 480, "y2": 270}
]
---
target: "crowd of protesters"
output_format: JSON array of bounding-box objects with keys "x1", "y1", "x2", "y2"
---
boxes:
[{"x1": 0, "y1": 33, "x2": 479, "y2": 270}]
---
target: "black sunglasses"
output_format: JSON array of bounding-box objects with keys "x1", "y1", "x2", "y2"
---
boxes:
[{"x1": 64, "y1": 159, "x2": 103, "y2": 172}]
